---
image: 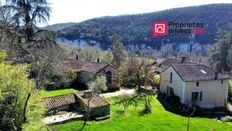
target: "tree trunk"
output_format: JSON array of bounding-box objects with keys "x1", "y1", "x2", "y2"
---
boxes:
[{"x1": 22, "y1": 92, "x2": 31, "y2": 123}]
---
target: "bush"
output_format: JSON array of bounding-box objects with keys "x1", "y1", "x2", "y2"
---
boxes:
[
  {"x1": 221, "y1": 116, "x2": 232, "y2": 122},
  {"x1": 88, "y1": 76, "x2": 107, "y2": 93}
]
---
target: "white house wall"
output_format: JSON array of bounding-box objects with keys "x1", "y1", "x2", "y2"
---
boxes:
[
  {"x1": 184, "y1": 79, "x2": 229, "y2": 108},
  {"x1": 160, "y1": 66, "x2": 229, "y2": 109},
  {"x1": 160, "y1": 67, "x2": 185, "y2": 103}
]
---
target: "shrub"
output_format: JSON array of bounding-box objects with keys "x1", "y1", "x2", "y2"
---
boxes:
[
  {"x1": 88, "y1": 76, "x2": 107, "y2": 93},
  {"x1": 221, "y1": 116, "x2": 232, "y2": 122}
]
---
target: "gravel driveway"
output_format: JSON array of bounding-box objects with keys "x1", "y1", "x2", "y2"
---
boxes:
[{"x1": 100, "y1": 88, "x2": 135, "y2": 98}]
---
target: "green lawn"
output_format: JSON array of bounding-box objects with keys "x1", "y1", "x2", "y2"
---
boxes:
[
  {"x1": 50, "y1": 97, "x2": 232, "y2": 131},
  {"x1": 41, "y1": 88, "x2": 77, "y2": 97}
]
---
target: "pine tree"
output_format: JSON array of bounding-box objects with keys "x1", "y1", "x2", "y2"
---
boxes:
[
  {"x1": 209, "y1": 27, "x2": 232, "y2": 72},
  {"x1": 112, "y1": 33, "x2": 124, "y2": 68}
]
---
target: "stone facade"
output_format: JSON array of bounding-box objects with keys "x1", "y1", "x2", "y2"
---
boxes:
[{"x1": 43, "y1": 91, "x2": 110, "y2": 118}]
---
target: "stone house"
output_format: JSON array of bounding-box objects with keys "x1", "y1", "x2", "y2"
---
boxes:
[
  {"x1": 61, "y1": 60, "x2": 120, "y2": 91},
  {"x1": 160, "y1": 64, "x2": 230, "y2": 108},
  {"x1": 43, "y1": 90, "x2": 110, "y2": 118}
]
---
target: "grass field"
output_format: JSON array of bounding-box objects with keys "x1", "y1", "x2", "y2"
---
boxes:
[
  {"x1": 41, "y1": 88, "x2": 77, "y2": 97},
  {"x1": 50, "y1": 97, "x2": 232, "y2": 131}
]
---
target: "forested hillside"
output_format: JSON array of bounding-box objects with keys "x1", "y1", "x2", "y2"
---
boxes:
[
  {"x1": 45, "y1": 22, "x2": 76, "y2": 31},
  {"x1": 51, "y1": 4, "x2": 232, "y2": 50}
]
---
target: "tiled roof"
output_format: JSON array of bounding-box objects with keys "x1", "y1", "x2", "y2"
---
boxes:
[
  {"x1": 75, "y1": 92, "x2": 109, "y2": 108},
  {"x1": 43, "y1": 91, "x2": 109, "y2": 110},
  {"x1": 61, "y1": 60, "x2": 85, "y2": 71},
  {"x1": 155, "y1": 58, "x2": 197, "y2": 68},
  {"x1": 43, "y1": 94, "x2": 76, "y2": 110},
  {"x1": 80, "y1": 62, "x2": 108, "y2": 74},
  {"x1": 60, "y1": 60, "x2": 116, "y2": 74},
  {"x1": 171, "y1": 64, "x2": 230, "y2": 81}
]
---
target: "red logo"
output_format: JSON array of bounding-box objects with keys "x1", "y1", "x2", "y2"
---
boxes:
[{"x1": 153, "y1": 21, "x2": 167, "y2": 37}]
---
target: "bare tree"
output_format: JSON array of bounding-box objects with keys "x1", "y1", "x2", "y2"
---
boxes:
[{"x1": 119, "y1": 54, "x2": 157, "y2": 113}]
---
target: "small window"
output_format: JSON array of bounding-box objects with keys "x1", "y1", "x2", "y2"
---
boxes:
[
  {"x1": 196, "y1": 82, "x2": 199, "y2": 87},
  {"x1": 166, "y1": 86, "x2": 169, "y2": 94},
  {"x1": 167, "y1": 86, "x2": 174, "y2": 96},
  {"x1": 170, "y1": 87, "x2": 174, "y2": 95},
  {"x1": 170, "y1": 72, "x2": 173, "y2": 83},
  {"x1": 221, "y1": 80, "x2": 223, "y2": 84},
  {"x1": 192, "y1": 92, "x2": 202, "y2": 102},
  {"x1": 191, "y1": 92, "x2": 199, "y2": 102}
]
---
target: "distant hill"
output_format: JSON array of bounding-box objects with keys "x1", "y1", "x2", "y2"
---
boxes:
[
  {"x1": 54, "y1": 4, "x2": 232, "y2": 50},
  {"x1": 45, "y1": 22, "x2": 76, "y2": 31}
]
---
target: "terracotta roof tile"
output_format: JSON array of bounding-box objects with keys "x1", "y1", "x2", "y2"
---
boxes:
[
  {"x1": 43, "y1": 91, "x2": 109, "y2": 110},
  {"x1": 43, "y1": 94, "x2": 76, "y2": 110},
  {"x1": 155, "y1": 58, "x2": 197, "y2": 68},
  {"x1": 80, "y1": 62, "x2": 108, "y2": 74}
]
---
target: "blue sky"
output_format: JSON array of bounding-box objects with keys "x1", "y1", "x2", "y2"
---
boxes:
[{"x1": 46, "y1": 0, "x2": 232, "y2": 26}]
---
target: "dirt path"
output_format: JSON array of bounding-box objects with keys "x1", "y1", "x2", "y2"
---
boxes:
[{"x1": 100, "y1": 88, "x2": 135, "y2": 98}]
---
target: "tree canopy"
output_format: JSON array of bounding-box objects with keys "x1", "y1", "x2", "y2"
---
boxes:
[
  {"x1": 0, "y1": 51, "x2": 45, "y2": 130},
  {"x1": 209, "y1": 27, "x2": 232, "y2": 72}
]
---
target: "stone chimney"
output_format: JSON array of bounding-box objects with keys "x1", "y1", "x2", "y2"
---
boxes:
[
  {"x1": 214, "y1": 72, "x2": 218, "y2": 80},
  {"x1": 181, "y1": 55, "x2": 187, "y2": 63},
  {"x1": 83, "y1": 90, "x2": 93, "y2": 99}
]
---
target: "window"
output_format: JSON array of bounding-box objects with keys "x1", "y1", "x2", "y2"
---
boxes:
[
  {"x1": 221, "y1": 80, "x2": 223, "y2": 84},
  {"x1": 167, "y1": 87, "x2": 174, "y2": 96},
  {"x1": 170, "y1": 87, "x2": 174, "y2": 95},
  {"x1": 199, "y1": 92, "x2": 203, "y2": 101},
  {"x1": 191, "y1": 92, "x2": 203, "y2": 102},
  {"x1": 170, "y1": 72, "x2": 173, "y2": 83},
  {"x1": 105, "y1": 71, "x2": 112, "y2": 83},
  {"x1": 166, "y1": 86, "x2": 169, "y2": 94},
  {"x1": 196, "y1": 82, "x2": 199, "y2": 87},
  {"x1": 191, "y1": 92, "x2": 199, "y2": 102}
]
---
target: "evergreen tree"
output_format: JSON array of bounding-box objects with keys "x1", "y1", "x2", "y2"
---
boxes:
[
  {"x1": 209, "y1": 27, "x2": 232, "y2": 72},
  {"x1": 112, "y1": 33, "x2": 124, "y2": 68},
  {"x1": 2, "y1": 0, "x2": 51, "y2": 42}
]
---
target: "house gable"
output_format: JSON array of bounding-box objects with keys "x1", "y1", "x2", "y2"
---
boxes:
[
  {"x1": 160, "y1": 64, "x2": 230, "y2": 108},
  {"x1": 160, "y1": 66, "x2": 185, "y2": 103},
  {"x1": 97, "y1": 64, "x2": 119, "y2": 79}
]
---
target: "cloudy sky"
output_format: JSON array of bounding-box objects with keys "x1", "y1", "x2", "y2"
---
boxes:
[{"x1": 45, "y1": 0, "x2": 232, "y2": 26}]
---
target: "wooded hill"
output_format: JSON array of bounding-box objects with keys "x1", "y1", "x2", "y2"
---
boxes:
[{"x1": 47, "y1": 4, "x2": 232, "y2": 50}]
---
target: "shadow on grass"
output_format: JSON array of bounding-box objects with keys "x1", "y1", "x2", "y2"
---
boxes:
[
  {"x1": 157, "y1": 93, "x2": 232, "y2": 119},
  {"x1": 157, "y1": 93, "x2": 183, "y2": 115},
  {"x1": 115, "y1": 110, "x2": 125, "y2": 115},
  {"x1": 139, "y1": 109, "x2": 152, "y2": 116}
]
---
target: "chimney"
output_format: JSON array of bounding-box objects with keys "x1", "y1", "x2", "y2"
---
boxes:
[
  {"x1": 97, "y1": 58, "x2": 100, "y2": 63},
  {"x1": 83, "y1": 90, "x2": 93, "y2": 99},
  {"x1": 214, "y1": 72, "x2": 218, "y2": 80},
  {"x1": 181, "y1": 55, "x2": 187, "y2": 63},
  {"x1": 76, "y1": 55, "x2": 79, "y2": 61}
]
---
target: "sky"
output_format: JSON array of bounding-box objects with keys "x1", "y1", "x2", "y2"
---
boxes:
[{"x1": 45, "y1": 0, "x2": 232, "y2": 26}]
